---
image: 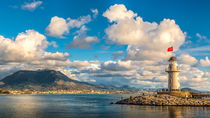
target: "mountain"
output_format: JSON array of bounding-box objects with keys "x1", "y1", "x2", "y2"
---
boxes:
[
  {"x1": 0, "y1": 70, "x2": 105, "y2": 91},
  {"x1": 181, "y1": 88, "x2": 201, "y2": 93},
  {"x1": 0, "y1": 70, "x2": 138, "y2": 92}
]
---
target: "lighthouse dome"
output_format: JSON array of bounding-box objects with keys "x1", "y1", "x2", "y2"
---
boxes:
[{"x1": 168, "y1": 56, "x2": 177, "y2": 62}]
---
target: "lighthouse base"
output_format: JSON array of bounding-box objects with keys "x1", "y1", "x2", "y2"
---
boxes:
[
  {"x1": 157, "y1": 91, "x2": 191, "y2": 98},
  {"x1": 169, "y1": 89, "x2": 181, "y2": 91}
]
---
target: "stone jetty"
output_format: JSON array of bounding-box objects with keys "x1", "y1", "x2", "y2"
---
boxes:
[{"x1": 116, "y1": 94, "x2": 210, "y2": 106}]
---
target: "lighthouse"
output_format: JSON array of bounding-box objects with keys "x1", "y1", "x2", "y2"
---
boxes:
[{"x1": 165, "y1": 56, "x2": 181, "y2": 91}]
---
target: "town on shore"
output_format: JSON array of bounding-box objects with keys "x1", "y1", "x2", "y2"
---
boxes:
[{"x1": 0, "y1": 89, "x2": 141, "y2": 95}]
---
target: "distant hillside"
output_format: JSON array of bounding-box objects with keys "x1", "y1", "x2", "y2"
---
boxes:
[
  {"x1": 0, "y1": 70, "x2": 138, "y2": 92},
  {"x1": 181, "y1": 88, "x2": 201, "y2": 93}
]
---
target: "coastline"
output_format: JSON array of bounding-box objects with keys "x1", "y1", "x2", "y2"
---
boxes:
[
  {"x1": 0, "y1": 90, "x2": 139, "y2": 95},
  {"x1": 116, "y1": 94, "x2": 210, "y2": 107}
]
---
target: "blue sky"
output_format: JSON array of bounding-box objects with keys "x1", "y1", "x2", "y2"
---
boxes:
[
  {"x1": 0, "y1": 0, "x2": 209, "y2": 90},
  {"x1": 0, "y1": 0, "x2": 209, "y2": 61}
]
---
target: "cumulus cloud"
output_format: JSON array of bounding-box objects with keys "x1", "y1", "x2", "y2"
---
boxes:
[
  {"x1": 60, "y1": 69, "x2": 80, "y2": 81},
  {"x1": 68, "y1": 36, "x2": 99, "y2": 49},
  {"x1": 74, "y1": 60, "x2": 167, "y2": 88},
  {"x1": 179, "y1": 67, "x2": 210, "y2": 90},
  {"x1": 0, "y1": 64, "x2": 24, "y2": 79},
  {"x1": 1, "y1": 4, "x2": 209, "y2": 91},
  {"x1": 70, "y1": 61, "x2": 92, "y2": 69},
  {"x1": 46, "y1": 11, "x2": 99, "y2": 48},
  {"x1": 46, "y1": 15, "x2": 91, "y2": 38},
  {"x1": 69, "y1": 60, "x2": 100, "y2": 69},
  {"x1": 95, "y1": 4, "x2": 210, "y2": 90},
  {"x1": 200, "y1": 56, "x2": 210, "y2": 67},
  {"x1": 43, "y1": 52, "x2": 69, "y2": 61},
  {"x1": 55, "y1": 4, "x2": 209, "y2": 91},
  {"x1": 204, "y1": 72, "x2": 210, "y2": 78},
  {"x1": 178, "y1": 54, "x2": 198, "y2": 65},
  {"x1": 104, "y1": 4, "x2": 185, "y2": 61},
  {"x1": 66, "y1": 26, "x2": 99, "y2": 49},
  {"x1": 101, "y1": 60, "x2": 136, "y2": 71},
  {"x1": 103, "y1": 4, "x2": 137, "y2": 22},
  {"x1": 42, "y1": 4, "x2": 209, "y2": 90},
  {"x1": 0, "y1": 30, "x2": 71, "y2": 79},
  {"x1": 46, "y1": 16, "x2": 69, "y2": 38},
  {"x1": 0, "y1": 30, "x2": 48, "y2": 63},
  {"x1": 67, "y1": 15, "x2": 91, "y2": 28},
  {"x1": 21, "y1": 1, "x2": 43, "y2": 11}
]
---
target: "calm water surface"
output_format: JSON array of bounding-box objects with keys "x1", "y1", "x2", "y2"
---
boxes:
[{"x1": 0, "y1": 94, "x2": 209, "y2": 118}]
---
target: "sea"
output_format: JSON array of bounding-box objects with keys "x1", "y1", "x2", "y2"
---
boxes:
[{"x1": 0, "y1": 94, "x2": 209, "y2": 118}]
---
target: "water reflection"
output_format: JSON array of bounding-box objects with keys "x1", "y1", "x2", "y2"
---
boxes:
[
  {"x1": 2, "y1": 95, "x2": 42, "y2": 118},
  {"x1": 120, "y1": 105, "x2": 210, "y2": 118},
  {"x1": 0, "y1": 95, "x2": 209, "y2": 118},
  {"x1": 168, "y1": 107, "x2": 183, "y2": 118}
]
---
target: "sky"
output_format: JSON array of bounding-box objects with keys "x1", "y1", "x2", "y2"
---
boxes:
[{"x1": 0, "y1": 0, "x2": 210, "y2": 91}]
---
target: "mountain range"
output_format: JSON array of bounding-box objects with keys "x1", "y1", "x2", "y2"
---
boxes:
[{"x1": 0, "y1": 70, "x2": 139, "y2": 92}]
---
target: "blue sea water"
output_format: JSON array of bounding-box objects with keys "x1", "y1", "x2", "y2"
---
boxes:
[{"x1": 0, "y1": 94, "x2": 209, "y2": 118}]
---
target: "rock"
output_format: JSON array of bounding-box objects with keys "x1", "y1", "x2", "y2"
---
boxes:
[{"x1": 115, "y1": 94, "x2": 210, "y2": 106}]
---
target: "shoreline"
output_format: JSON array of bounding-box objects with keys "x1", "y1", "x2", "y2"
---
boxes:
[
  {"x1": 116, "y1": 103, "x2": 210, "y2": 107},
  {"x1": 0, "y1": 89, "x2": 139, "y2": 95},
  {"x1": 116, "y1": 94, "x2": 210, "y2": 107},
  {"x1": 0, "y1": 93, "x2": 139, "y2": 95}
]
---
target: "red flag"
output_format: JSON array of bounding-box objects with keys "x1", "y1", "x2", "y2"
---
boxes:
[{"x1": 167, "y1": 47, "x2": 173, "y2": 52}]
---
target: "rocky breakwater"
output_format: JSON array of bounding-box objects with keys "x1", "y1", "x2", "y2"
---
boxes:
[{"x1": 116, "y1": 94, "x2": 210, "y2": 106}]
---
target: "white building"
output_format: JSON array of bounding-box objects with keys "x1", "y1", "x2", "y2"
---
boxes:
[{"x1": 165, "y1": 56, "x2": 181, "y2": 91}]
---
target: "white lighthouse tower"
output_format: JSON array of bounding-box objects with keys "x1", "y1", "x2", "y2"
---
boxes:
[{"x1": 165, "y1": 56, "x2": 181, "y2": 91}]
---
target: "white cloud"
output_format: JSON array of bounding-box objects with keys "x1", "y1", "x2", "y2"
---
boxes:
[
  {"x1": 0, "y1": 30, "x2": 71, "y2": 79},
  {"x1": 66, "y1": 26, "x2": 99, "y2": 49},
  {"x1": 54, "y1": 4, "x2": 209, "y2": 91},
  {"x1": 200, "y1": 56, "x2": 210, "y2": 67},
  {"x1": 179, "y1": 67, "x2": 210, "y2": 90},
  {"x1": 69, "y1": 61, "x2": 92, "y2": 69},
  {"x1": 60, "y1": 69, "x2": 80, "y2": 81},
  {"x1": 49, "y1": 41, "x2": 58, "y2": 48},
  {"x1": 29, "y1": 59, "x2": 71, "y2": 70},
  {"x1": 67, "y1": 15, "x2": 91, "y2": 28},
  {"x1": 101, "y1": 60, "x2": 137, "y2": 71},
  {"x1": 178, "y1": 54, "x2": 198, "y2": 65},
  {"x1": 204, "y1": 72, "x2": 210, "y2": 78},
  {"x1": 104, "y1": 4, "x2": 185, "y2": 61},
  {"x1": 68, "y1": 36, "x2": 99, "y2": 49},
  {"x1": 46, "y1": 16, "x2": 69, "y2": 38},
  {"x1": 196, "y1": 33, "x2": 208, "y2": 41},
  {"x1": 103, "y1": 4, "x2": 137, "y2": 22},
  {"x1": 43, "y1": 52, "x2": 69, "y2": 61},
  {"x1": 0, "y1": 30, "x2": 48, "y2": 63},
  {"x1": 183, "y1": 46, "x2": 210, "y2": 52},
  {"x1": 21, "y1": 1, "x2": 43, "y2": 11},
  {"x1": 46, "y1": 13, "x2": 98, "y2": 49},
  {"x1": 74, "y1": 4, "x2": 208, "y2": 90},
  {"x1": 46, "y1": 15, "x2": 91, "y2": 38},
  {"x1": 1, "y1": 4, "x2": 209, "y2": 91},
  {"x1": 91, "y1": 9, "x2": 98, "y2": 18}
]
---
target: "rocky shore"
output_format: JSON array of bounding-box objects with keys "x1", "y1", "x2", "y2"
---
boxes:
[{"x1": 116, "y1": 94, "x2": 210, "y2": 106}]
